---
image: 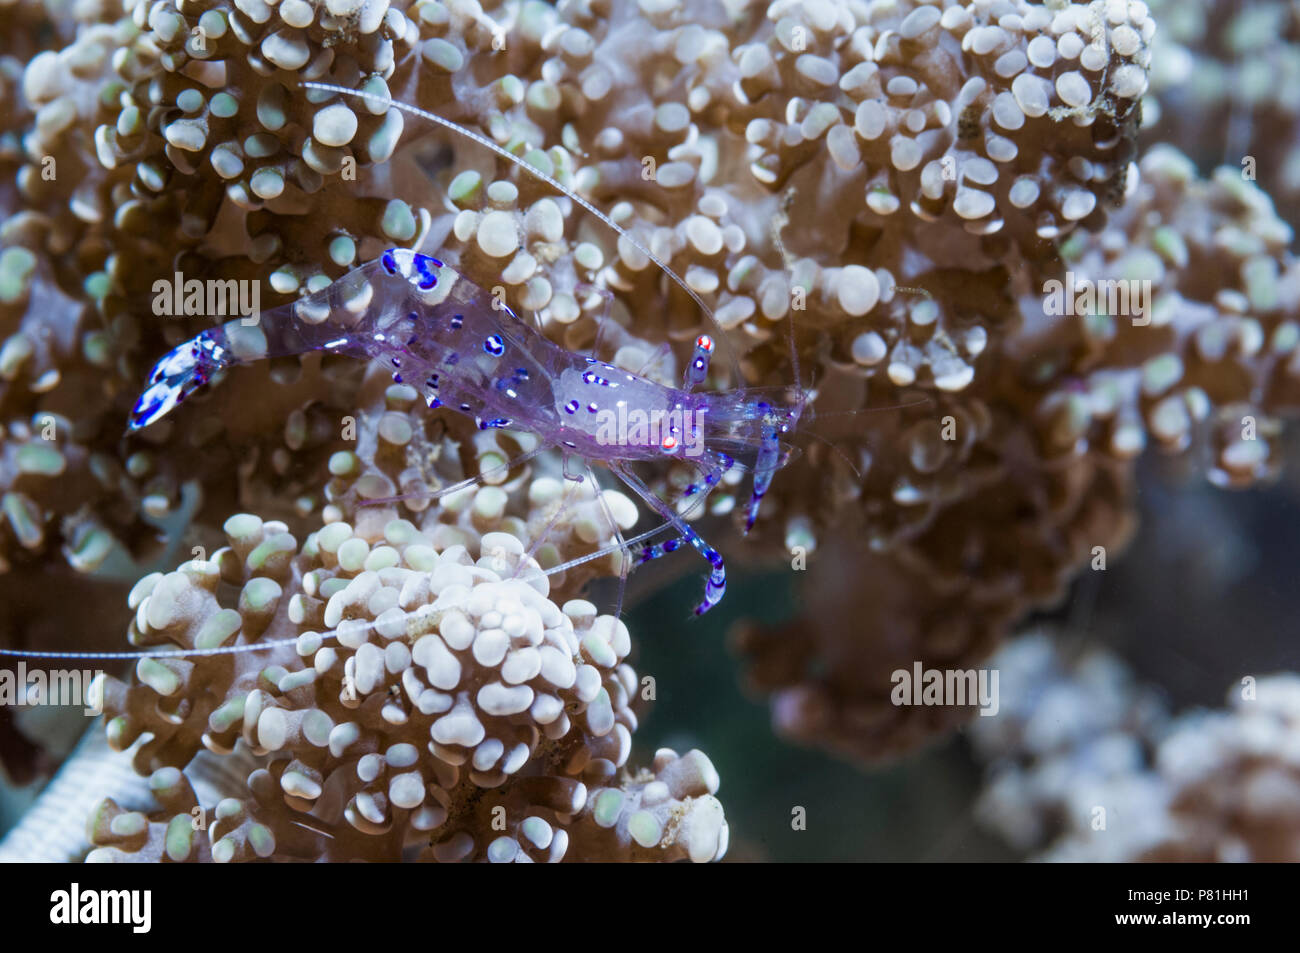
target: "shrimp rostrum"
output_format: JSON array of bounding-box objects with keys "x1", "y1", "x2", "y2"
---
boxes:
[{"x1": 130, "y1": 247, "x2": 805, "y2": 615}]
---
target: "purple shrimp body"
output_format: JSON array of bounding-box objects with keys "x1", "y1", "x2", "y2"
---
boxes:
[
  {"x1": 129, "y1": 249, "x2": 804, "y2": 614},
  {"x1": 365, "y1": 252, "x2": 716, "y2": 461}
]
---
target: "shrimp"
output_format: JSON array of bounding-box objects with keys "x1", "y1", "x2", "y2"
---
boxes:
[
  {"x1": 0, "y1": 94, "x2": 809, "y2": 699},
  {"x1": 128, "y1": 245, "x2": 805, "y2": 615},
  {"x1": 0, "y1": 84, "x2": 816, "y2": 674},
  {"x1": 128, "y1": 79, "x2": 813, "y2": 621}
]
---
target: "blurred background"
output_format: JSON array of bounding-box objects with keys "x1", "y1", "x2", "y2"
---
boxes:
[{"x1": 618, "y1": 435, "x2": 1300, "y2": 861}]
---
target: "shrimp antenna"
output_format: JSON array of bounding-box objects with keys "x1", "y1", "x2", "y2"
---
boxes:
[
  {"x1": 769, "y1": 194, "x2": 803, "y2": 396},
  {"x1": 797, "y1": 427, "x2": 863, "y2": 480},
  {"x1": 799, "y1": 396, "x2": 935, "y2": 479},
  {"x1": 0, "y1": 524, "x2": 651, "y2": 663},
  {"x1": 810, "y1": 396, "x2": 933, "y2": 420},
  {"x1": 300, "y1": 81, "x2": 740, "y2": 382}
]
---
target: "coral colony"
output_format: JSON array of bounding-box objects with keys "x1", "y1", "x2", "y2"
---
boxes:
[{"x1": 0, "y1": 0, "x2": 1296, "y2": 864}]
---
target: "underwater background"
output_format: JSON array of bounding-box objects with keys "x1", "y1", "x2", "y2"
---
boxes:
[{"x1": 2, "y1": 0, "x2": 1299, "y2": 863}]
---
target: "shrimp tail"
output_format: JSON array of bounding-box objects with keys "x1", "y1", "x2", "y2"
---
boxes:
[
  {"x1": 128, "y1": 331, "x2": 232, "y2": 431},
  {"x1": 127, "y1": 257, "x2": 411, "y2": 432}
]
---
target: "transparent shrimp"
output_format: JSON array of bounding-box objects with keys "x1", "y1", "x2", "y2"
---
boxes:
[
  {"x1": 127, "y1": 81, "x2": 812, "y2": 622},
  {"x1": 127, "y1": 245, "x2": 804, "y2": 615},
  {"x1": 0, "y1": 82, "x2": 822, "y2": 679}
]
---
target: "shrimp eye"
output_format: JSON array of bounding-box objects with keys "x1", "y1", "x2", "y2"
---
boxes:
[
  {"x1": 661, "y1": 435, "x2": 678, "y2": 453},
  {"x1": 696, "y1": 335, "x2": 713, "y2": 352}
]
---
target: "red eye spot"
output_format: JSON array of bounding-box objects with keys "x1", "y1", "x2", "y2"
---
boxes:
[{"x1": 696, "y1": 335, "x2": 713, "y2": 352}]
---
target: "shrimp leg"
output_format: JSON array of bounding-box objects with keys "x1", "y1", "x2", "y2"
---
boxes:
[
  {"x1": 634, "y1": 341, "x2": 672, "y2": 378},
  {"x1": 745, "y1": 421, "x2": 782, "y2": 533},
  {"x1": 628, "y1": 450, "x2": 730, "y2": 565},
  {"x1": 584, "y1": 462, "x2": 636, "y2": 620},
  {"x1": 539, "y1": 481, "x2": 719, "y2": 578},
  {"x1": 512, "y1": 470, "x2": 586, "y2": 573},
  {"x1": 610, "y1": 460, "x2": 726, "y2": 615},
  {"x1": 575, "y1": 283, "x2": 615, "y2": 362},
  {"x1": 358, "y1": 442, "x2": 552, "y2": 508}
]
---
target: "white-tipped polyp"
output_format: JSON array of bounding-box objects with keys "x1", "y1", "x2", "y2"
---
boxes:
[{"x1": 128, "y1": 335, "x2": 226, "y2": 431}]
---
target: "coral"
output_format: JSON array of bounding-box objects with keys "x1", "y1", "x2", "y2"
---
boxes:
[
  {"x1": 25, "y1": 0, "x2": 427, "y2": 291},
  {"x1": 86, "y1": 744, "x2": 726, "y2": 861},
  {"x1": 1142, "y1": 0, "x2": 1300, "y2": 220},
  {"x1": 89, "y1": 507, "x2": 727, "y2": 861},
  {"x1": 1, "y1": 0, "x2": 1299, "y2": 860},
  {"x1": 1134, "y1": 677, "x2": 1300, "y2": 863},
  {"x1": 972, "y1": 630, "x2": 1300, "y2": 862},
  {"x1": 0, "y1": 0, "x2": 1162, "y2": 574},
  {"x1": 735, "y1": 130, "x2": 1300, "y2": 762},
  {"x1": 733, "y1": 445, "x2": 1135, "y2": 765},
  {"x1": 0, "y1": 728, "x2": 155, "y2": 861},
  {"x1": 97, "y1": 0, "x2": 439, "y2": 285},
  {"x1": 967, "y1": 629, "x2": 1168, "y2": 854},
  {"x1": 1041, "y1": 146, "x2": 1300, "y2": 486},
  {"x1": 0, "y1": 246, "x2": 145, "y2": 573},
  {"x1": 0, "y1": 566, "x2": 130, "y2": 783}
]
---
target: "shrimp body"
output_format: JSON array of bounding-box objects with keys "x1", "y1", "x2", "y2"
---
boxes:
[
  {"x1": 130, "y1": 249, "x2": 801, "y2": 613},
  {"x1": 134, "y1": 250, "x2": 702, "y2": 454}
]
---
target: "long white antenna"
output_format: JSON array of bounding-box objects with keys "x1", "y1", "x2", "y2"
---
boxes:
[
  {"x1": 0, "y1": 639, "x2": 303, "y2": 660},
  {"x1": 0, "y1": 521, "x2": 686, "y2": 661},
  {"x1": 299, "y1": 81, "x2": 740, "y2": 381}
]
